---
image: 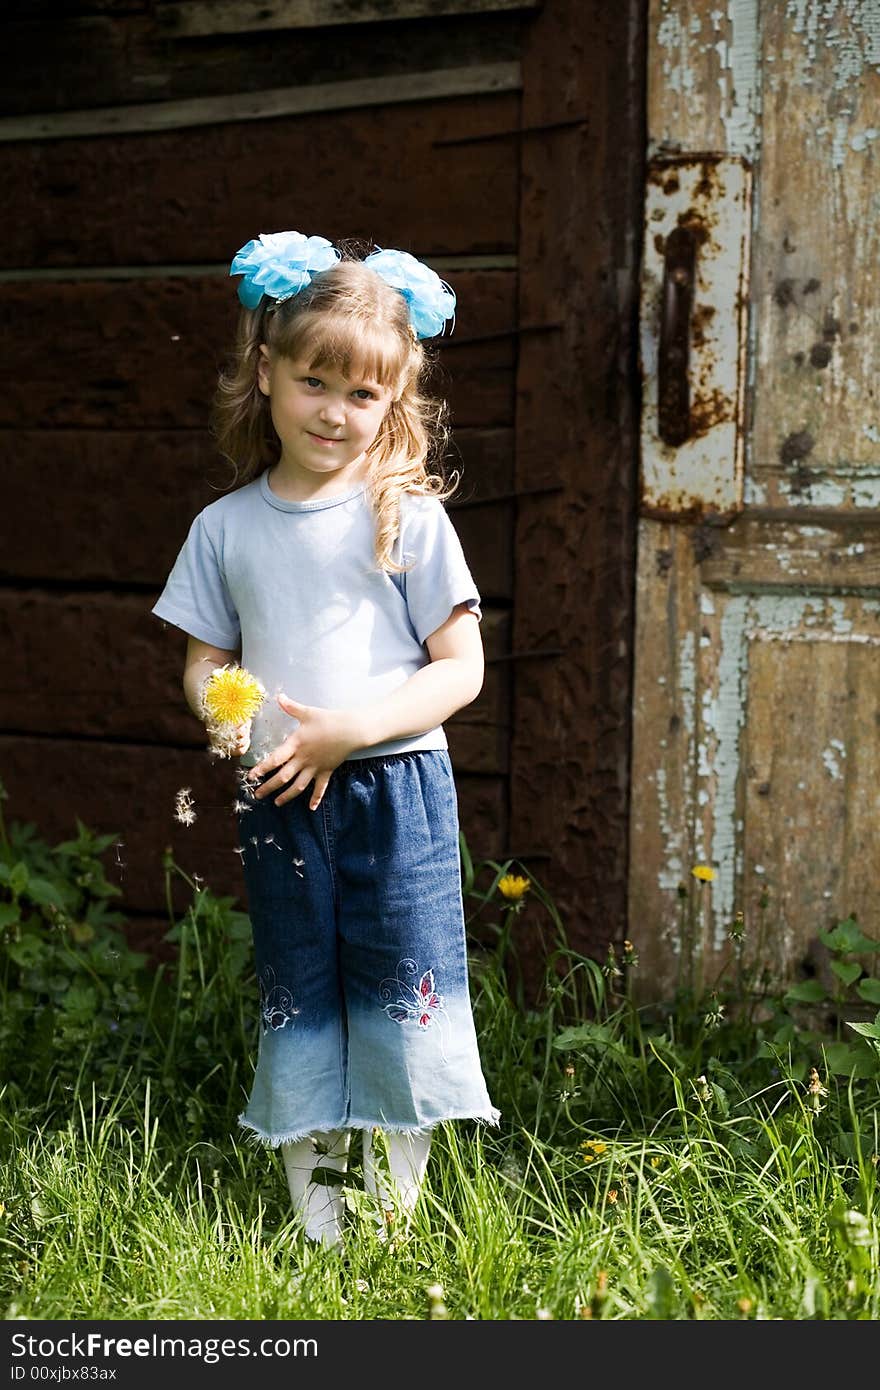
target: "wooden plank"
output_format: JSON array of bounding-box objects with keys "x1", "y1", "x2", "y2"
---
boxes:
[
  {"x1": 648, "y1": 0, "x2": 760, "y2": 157},
  {"x1": 455, "y1": 773, "x2": 506, "y2": 862},
  {"x1": 0, "y1": 592, "x2": 511, "y2": 773},
  {"x1": 1, "y1": 272, "x2": 516, "y2": 432},
  {"x1": 0, "y1": 737, "x2": 506, "y2": 914},
  {"x1": 699, "y1": 514, "x2": 880, "y2": 592},
  {"x1": 453, "y1": 502, "x2": 514, "y2": 600},
  {"x1": 157, "y1": 0, "x2": 539, "y2": 36},
  {"x1": 510, "y1": 0, "x2": 645, "y2": 961},
  {"x1": 627, "y1": 520, "x2": 702, "y2": 994},
  {"x1": 749, "y1": 6, "x2": 880, "y2": 500},
  {"x1": 3, "y1": 12, "x2": 523, "y2": 118},
  {"x1": 0, "y1": 62, "x2": 521, "y2": 141},
  {"x1": 0, "y1": 258, "x2": 518, "y2": 284},
  {"x1": 4, "y1": 96, "x2": 518, "y2": 266},
  {"x1": 0, "y1": 427, "x2": 513, "y2": 584}
]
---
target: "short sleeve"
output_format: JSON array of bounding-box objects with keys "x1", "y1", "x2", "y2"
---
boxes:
[
  {"x1": 151, "y1": 512, "x2": 241, "y2": 649},
  {"x1": 398, "y1": 496, "x2": 482, "y2": 645}
]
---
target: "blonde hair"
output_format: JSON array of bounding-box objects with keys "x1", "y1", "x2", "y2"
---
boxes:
[{"x1": 212, "y1": 254, "x2": 456, "y2": 572}]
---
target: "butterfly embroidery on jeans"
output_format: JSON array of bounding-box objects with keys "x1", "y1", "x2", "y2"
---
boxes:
[
  {"x1": 381, "y1": 960, "x2": 445, "y2": 1030},
  {"x1": 259, "y1": 965, "x2": 299, "y2": 1034}
]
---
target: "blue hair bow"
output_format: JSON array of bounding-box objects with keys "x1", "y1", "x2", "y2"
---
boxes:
[
  {"x1": 364, "y1": 247, "x2": 456, "y2": 339},
  {"x1": 229, "y1": 231, "x2": 340, "y2": 309},
  {"x1": 229, "y1": 231, "x2": 456, "y2": 338}
]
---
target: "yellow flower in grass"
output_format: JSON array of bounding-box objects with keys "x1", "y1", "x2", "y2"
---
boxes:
[
  {"x1": 691, "y1": 864, "x2": 715, "y2": 882},
  {"x1": 201, "y1": 664, "x2": 266, "y2": 727},
  {"x1": 580, "y1": 1140, "x2": 608, "y2": 1163},
  {"x1": 498, "y1": 873, "x2": 531, "y2": 901}
]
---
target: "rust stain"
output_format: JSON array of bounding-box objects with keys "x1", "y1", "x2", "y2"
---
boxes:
[
  {"x1": 690, "y1": 386, "x2": 734, "y2": 438},
  {"x1": 691, "y1": 301, "x2": 717, "y2": 349}
]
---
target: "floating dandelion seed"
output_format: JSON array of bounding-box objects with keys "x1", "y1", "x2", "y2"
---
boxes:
[
  {"x1": 293, "y1": 857, "x2": 305, "y2": 878},
  {"x1": 232, "y1": 800, "x2": 253, "y2": 815},
  {"x1": 174, "y1": 788, "x2": 197, "y2": 826},
  {"x1": 232, "y1": 846, "x2": 245, "y2": 859},
  {"x1": 236, "y1": 767, "x2": 258, "y2": 796}
]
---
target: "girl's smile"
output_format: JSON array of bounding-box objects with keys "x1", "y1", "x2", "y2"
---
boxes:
[{"x1": 257, "y1": 349, "x2": 393, "y2": 500}]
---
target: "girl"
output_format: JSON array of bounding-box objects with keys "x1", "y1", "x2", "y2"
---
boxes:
[{"x1": 152, "y1": 230, "x2": 499, "y2": 1248}]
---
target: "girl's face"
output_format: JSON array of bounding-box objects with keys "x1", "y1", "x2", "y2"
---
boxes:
[{"x1": 257, "y1": 348, "x2": 394, "y2": 496}]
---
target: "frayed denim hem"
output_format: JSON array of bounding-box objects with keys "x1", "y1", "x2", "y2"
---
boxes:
[{"x1": 238, "y1": 1106, "x2": 501, "y2": 1149}]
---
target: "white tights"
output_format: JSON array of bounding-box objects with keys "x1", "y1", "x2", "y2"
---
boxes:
[{"x1": 281, "y1": 1127, "x2": 432, "y2": 1248}]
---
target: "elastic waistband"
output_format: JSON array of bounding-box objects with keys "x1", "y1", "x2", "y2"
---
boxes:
[{"x1": 337, "y1": 749, "x2": 449, "y2": 775}]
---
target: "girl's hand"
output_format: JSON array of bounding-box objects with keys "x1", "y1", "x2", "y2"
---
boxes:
[
  {"x1": 207, "y1": 719, "x2": 252, "y2": 759},
  {"x1": 247, "y1": 694, "x2": 363, "y2": 809}
]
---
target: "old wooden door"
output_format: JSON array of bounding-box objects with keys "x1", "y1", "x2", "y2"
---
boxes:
[{"x1": 630, "y1": 2, "x2": 880, "y2": 997}]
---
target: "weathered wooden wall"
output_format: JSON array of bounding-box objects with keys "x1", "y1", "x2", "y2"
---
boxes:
[{"x1": 2, "y1": 0, "x2": 646, "y2": 970}]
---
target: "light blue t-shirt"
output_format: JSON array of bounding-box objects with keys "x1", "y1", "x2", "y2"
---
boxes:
[{"x1": 151, "y1": 471, "x2": 482, "y2": 766}]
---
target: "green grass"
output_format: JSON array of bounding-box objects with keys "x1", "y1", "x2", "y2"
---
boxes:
[
  {"x1": 0, "y1": 805, "x2": 878, "y2": 1319},
  {"x1": 2, "y1": 999, "x2": 877, "y2": 1320}
]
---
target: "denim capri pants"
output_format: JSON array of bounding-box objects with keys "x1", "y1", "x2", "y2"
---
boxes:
[{"x1": 235, "y1": 750, "x2": 499, "y2": 1145}]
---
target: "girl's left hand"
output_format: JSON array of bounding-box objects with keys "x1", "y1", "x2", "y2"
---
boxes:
[{"x1": 247, "y1": 694, "x2": 363, "y2": 809}]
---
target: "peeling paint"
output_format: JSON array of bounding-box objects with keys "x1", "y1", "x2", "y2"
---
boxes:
[
  {"x1": 721, "y1": 0, "x2": 761, "y2": 157},
  {"x1": 701, "y1": 592, "x2": 880, "y2": 945},
  {"x1": 654, "y1": 764, "x2": 685, "y2": 892},
  {"x1": 679, "y1": 628, "x2": 697, "y2": 740},
  {"x1": 786, "y1": 1, "x2": 880, "y2": 81},
  {"x1": 786, "y1": 1, "x2": 880, "y2": 167},
  {"x1": 822, "y1": 738, "x2": 847, "y2": 779},
  {"x1": 851, "y1": 127, "x2": 880, "y2": 153}
]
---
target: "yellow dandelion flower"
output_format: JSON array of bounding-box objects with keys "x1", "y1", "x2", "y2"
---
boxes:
[
  {"x1": 691, "y1": 864, "x2": 715, "y2": 882},
  {"x1": 201, "y1": 664, "x2": 266, "y2": 728},
  {"x1": 580, "y1": 1140, "x2": 608, "y2": 1163},
  {"x1": 498, "y1": 873, "x2": 531, "y2": 901}
]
